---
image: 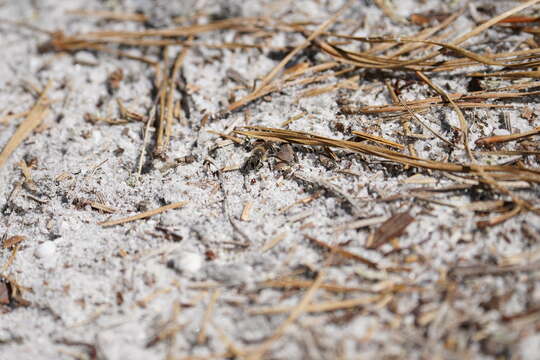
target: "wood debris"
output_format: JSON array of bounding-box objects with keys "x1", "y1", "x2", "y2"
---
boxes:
[
  {"x1": 4, "y1": 1, "x2": 540, "y2": 358},
  {"x1": 2, "y1": 235, "x2": 25, "y2": 249},
  {"x1": 240, "y1": 202, "x2": 253, "y2": 221},
  {"x1": 305, "y1": 235, "x2": 378, "y2": 268},
  {"x1": 261, "y1": 232, "x2": 287, "y2": 253},
  {"x1": 0, "y1": 81, "x2": 52, "y2": 168},
  {"x1": 99, "y1": 201, "x2": 188, "y2": 227}
]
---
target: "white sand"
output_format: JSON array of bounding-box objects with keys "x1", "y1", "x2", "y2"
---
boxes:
[{"x1": 1, "y1": 0, "x2": 539, "y2": 359}]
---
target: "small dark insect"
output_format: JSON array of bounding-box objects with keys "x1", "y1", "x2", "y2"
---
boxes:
[
  {"x1": 450, "y1": 126, "x2": 463, "y2": 143},
  {"x1": 205, "y1": 250, "x2": 217, "y2": 261},
  {"x1": 241, "y1": 140, "x2": 272, "y2": 174},
  {"x1": 176, "y1": 154, "x2": 197, "y2": 164},
  {"x1": 319, "y1": 155, "x2": 336, "y2": 170},
  {"x1": 292, "y1": 264, "x2": 319, "y2": 280},
  {"x1": 116, "y1": 291, "x2": 124, "y2": 305},
  {"x1": 467, "y1": 78, "x2": 483, "y2": 92},
  {"x1": 467, "y1": 184, "x2": 494, "y2": 202}
]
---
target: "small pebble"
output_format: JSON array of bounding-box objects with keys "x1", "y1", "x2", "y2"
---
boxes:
[
  {"x1": 173, "y1": 251, "x2": 203, "y2": 274},
  {"x1": 74, "y1": 51, "x2": 98, "y2": 66},
  {"x1": 35, "y1": 241, "x2": 56, "y2": 259},
  {"x1": 493, "y1": 129, "x2": 511, "y2": 136}
]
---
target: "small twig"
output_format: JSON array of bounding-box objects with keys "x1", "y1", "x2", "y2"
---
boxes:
[
  {"x1": 247, "y1": 271, "x2": 325, "y2": 359},
  {"x1": 305, "y1": 235, "x2": 378, "y2": 268},
  {"x1": 450, "y1": 261, "x2": 540, "y2": 278},
  {"x1": 197, "y1": 290, "x2": 220, "y2": 344},
  {"x1": 99, "y1": 201, "x2": 188, "y2": 227},
  {"x1": 476, "y1": 127, "x2": 540, "y2": 146}
]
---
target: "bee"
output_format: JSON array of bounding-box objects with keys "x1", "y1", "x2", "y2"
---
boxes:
[
  {"x1": 241, "y1": 141, "x2": 297, "y2": 179},
  {"x1": 241, "y1": 140, "x2": 273, "y2": 174}
]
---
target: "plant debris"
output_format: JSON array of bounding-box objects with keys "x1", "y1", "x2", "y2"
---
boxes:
[
  {"x1": 2, "y1": 0, "x2": 540, "y2": 358},
  {"x1": 366, "y1": 212, "x2": 415, "y2": 249}
]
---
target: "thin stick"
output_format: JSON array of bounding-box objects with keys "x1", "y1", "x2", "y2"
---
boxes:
[
  {"x1": 250, "y1": 294, "x2": 382, "y2": 315},
  {"x1": 66, "y1": 9, "x2": 148, "y2": 22},
  {"x1": 261, "y1": 232, "x2": 287, "y2": 253},
  {"x1": 305, "y1": 235, "x2": 378, "y2": 268},
  {"x1": 260, "y1": 279, "x2": 366, "y2": 293},
  {"x1": 165, "y1": 46, "x2": 190, "y2": 149},
  {"x1": 247, "y1": 271, "x2": 325, "y2": 359},
  {"x1": 476, "y1": 127, "x2": 540, "y2": 146},
  {"x1": 197, "y1": 290, "x2": 220, "y2": 344},
  {"x1": 155, "y1": 46, "x2": 170, "y2": 155},
  {"x1": 451, "y1": 0, "x2": 540, "y2": 46},
  {"x1": 451, "y1": 261, "x2": 540, "y2": 278},
  {"x1": 137, "y1": 82, "x2": 167, "y2": 177},
  {"x1": 351, "y1": 130, "x2": 404, "y2": 150},
  {"x1": 99, "y1": 201, "x2": 188, "y2": 227}
]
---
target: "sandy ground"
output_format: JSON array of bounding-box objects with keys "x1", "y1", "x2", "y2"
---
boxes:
[{"x1": 1, "y1": 0, "x2": 540, "y2": 359}]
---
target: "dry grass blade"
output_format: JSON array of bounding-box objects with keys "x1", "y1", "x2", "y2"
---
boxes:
[
  {"x1": 355, "y1": 81, "x2": 540, "y2": 114},
  {"x1": 261, "y1": 233, "x2": 287, "y2": 253},
  {"x1": 469, "y1": 70, "x2": 540, "y2": 79},
  {"x1": 155, "y1": 47, "x2": 170, "y2": 156},
  {"x1": 197, "y1": 290, "x2": 220, "y2": 345},
  {"x1": 155, "y1": 46, "x2": 190, "y2": 155},
  {"x1": 99, "y1": 201, "x2": 188, "y2": 227},
  {"x1": 0, "y1": 81, "x2": 52, "y2": 168},
  {"x1": 313, "y1": 0, "x2": 540, "y2": 71},
  {"x1": 453, "y1": 0, "x2": 540, "y2": 45},
  {"x1": 319, "y1": 37, "x2": 505, "y2": 69},
  {"x1": 496, "y1": 16, "x2": 540, "y2": 24},
  {"x1": 360, "y1": 10, "x2": 462, "y2": 57},
  {"x1": 260, "y1": 279, "x2": 366, "y2": 293},
  {"x1": 67, "y1": 9, "x2": 148, "y2": 22},
  {"x1": 249, "y1": 294, "x2": 382, "y2": 315},
  {"x1": 349, "y1": 102, "x2": 512, "y2": 115},
  {"x1": 71, "y1": 17, "x2": 265, "y2": 39},
  {"x1": 476, "y1": 205, "x2": 522, "y2": 228},
  {"x1": 324, "y1": 35, "x2": 540, "y2": 69},
  {"x1": 226, "y1": 62, "x2": 344, "y2": 113},
  {"x1": 476, "y1": 127, "x2": 540, "y2": 146},
  {"x1": 450, "y1": 261, "x2": 540, "y2": 278},
  {"x1": 305, "y1": 235, "x2": 378, "y2": 268},
  {"x1": 234, "y1": 126, "x2": 540, "y2": 183},
  {"x1": 137, "y1": 81, "x2": 167, "y2": 177},
  {"x1": 254, "y1": 0, "x2": 354, "y2": 92},
  {"x1": 247, "y1": 271, "x2": 325, "y2": 360},
  {"x1": 351, "y1": 130, "x2": 404, "y2": 150}
]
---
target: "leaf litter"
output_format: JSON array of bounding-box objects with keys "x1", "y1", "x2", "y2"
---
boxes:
[{"x1": 1, "y1": 0, "x2": 540, "y2": 359}]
